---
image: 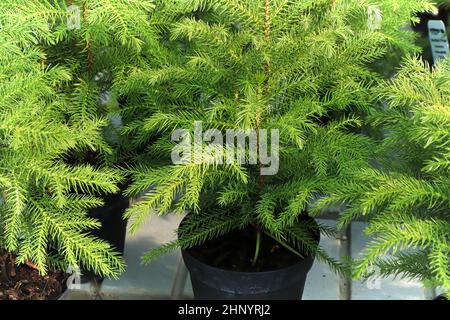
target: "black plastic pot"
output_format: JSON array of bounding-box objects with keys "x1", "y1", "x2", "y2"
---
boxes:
[
  {"x1": 182, "y1": 228, "x2": 319, "y2": 300},
  {"x1": 433, "y1": 294, "x2": 448, "y2": 301},
  {"x1": 81, "y1": 192, "x2": 129, "y2": 283}
]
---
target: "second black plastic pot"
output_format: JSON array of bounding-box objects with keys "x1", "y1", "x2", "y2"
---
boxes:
[{"x1": 81, "y1": 192, "x2": 129, "y2": 283}]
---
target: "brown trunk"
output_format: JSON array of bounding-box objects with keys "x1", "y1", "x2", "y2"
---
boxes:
[
  {"x1": 82, "y1": 1, "x2": 93, "y2": 75},
  {"x1": 258, "y1": 0, "x2": 271, "y2": 187}
]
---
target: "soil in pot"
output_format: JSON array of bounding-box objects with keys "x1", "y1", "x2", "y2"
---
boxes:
[
  {"x1": 0, "y1": 252, "x2": 67, "y2": 300},
  {"x1": 187, "y1": 226, "x2": 306, "y2": 272}
]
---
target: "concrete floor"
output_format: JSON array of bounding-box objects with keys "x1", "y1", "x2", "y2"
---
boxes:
[{"x1": 67, "y1": 215, "x2": 433, "y2": 300}]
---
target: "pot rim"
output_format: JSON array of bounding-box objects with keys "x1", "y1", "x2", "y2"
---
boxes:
[{"x1": 181, "y1": 234, "x2": 319, "y2": 276}]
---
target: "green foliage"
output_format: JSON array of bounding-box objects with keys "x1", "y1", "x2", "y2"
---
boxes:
[
  {"x1": 123, "y1": 0, "x2": 433, "y2": 272},
  {"x1": 0, "y1": 0, "x2": 158, "y2": 277},
  {"x1": 316, "y1": 56, "x2": 450, "y2": 292}
]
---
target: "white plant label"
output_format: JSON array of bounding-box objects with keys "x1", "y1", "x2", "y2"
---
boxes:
[
  {"x1": 67, "y1": 4, "x2": 81, "y2": 30},
  {"x1": 428, "y1": 20, "x2": 449, "y2": 63},
  {"x1": 365, "y1": 265, "x2": 382, "y2": 290},
  {"x1": 66, "y1": 266, "x2": 81, "y2": 290},
  {"x1": 368, "y1": 5, "x2": 382, "y2": 30}
]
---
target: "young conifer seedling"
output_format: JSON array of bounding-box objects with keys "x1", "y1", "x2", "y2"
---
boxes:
[{"x1": 0, "y1": 0, "x2": 157, "y2": 286}]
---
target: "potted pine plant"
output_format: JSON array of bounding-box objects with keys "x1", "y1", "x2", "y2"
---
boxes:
[
  {"x1": 1, "y1": 0, "x2": 160, "y2": 283},
  {"x1": 0, "y1": 3, "x2": 126, "y2": 299},
  {"x1": 316, "y1": 56, "x2": 450, "y2": 299},
  {"x1": 123, "y1": 0, "x2": 434, "y2": 299},
  {"x1": 45, "y1": 0, "x2": 158, "y2": 282}
]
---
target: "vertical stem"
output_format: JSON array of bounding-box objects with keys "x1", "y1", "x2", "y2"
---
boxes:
[
  {"x1": 258, "y1": 0, "x2": 271, "y2": 185},
  {"x1": 256, "y1": 115, "x2": 264, "y2": 190},
  {"x1": 252, "y1": 0, "x2": 272, "y2": 266},
  {"x1": 251, "y1": 229, "x2": 262, "y2": 267},
  {"x1": 263, "y1": 0, "x2": 271, "y2": 94},
  {"x1": 82, "y1": 1, "x2": 93, "y2": 76},
  {"x1": 263, "y1": 0, "x2": 270, "y2": 41}
]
